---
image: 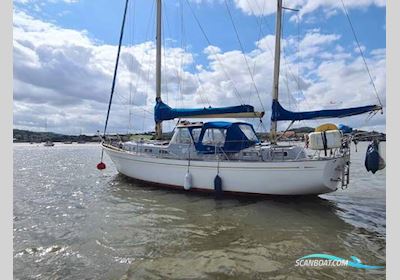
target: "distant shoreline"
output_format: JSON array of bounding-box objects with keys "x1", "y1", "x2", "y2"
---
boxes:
[{"x1": 13, "y1": 127, "x2": 386, "y2": 143}]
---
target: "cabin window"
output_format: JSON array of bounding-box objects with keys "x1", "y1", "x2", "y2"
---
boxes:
[
  {"x1": 243, "y1": 152, "x2": 258, "y2": 157},
  {"x1": 239, "y1": 125, "x2": 258, "y2": 142},
  {"x1": 202, "y1": 128, "x2": 226, "y2": 147},
  {"x1": 170, "y1": 128, "x2": 192, "y2": 144},
  {"x1": 272, "y1": 151, "x2": 288, "y2": 157}
]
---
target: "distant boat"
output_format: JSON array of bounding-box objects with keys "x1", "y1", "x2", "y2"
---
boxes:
[
  {"x1": 43, "y1": 140, "x2": 54, "y2": 147},
  {"x1": 77, "y1": 128, "x2": 86, "y2": 144},
  {"x1": 63, "y1": 141, "x2": 73, "y2": 144},
  {"x1": 42, "y1": 118, "x2": 55, "y2": 147}
]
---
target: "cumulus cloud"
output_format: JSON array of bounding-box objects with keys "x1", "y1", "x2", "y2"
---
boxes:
[
  {"x1": 232, "y1": 0, "x2": 385, "y2": 19},
  {"x1": 13, "y1": 7, "x2": 385, "y2": 134}
]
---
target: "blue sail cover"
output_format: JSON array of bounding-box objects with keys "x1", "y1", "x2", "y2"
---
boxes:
[
  {"x1": 154, "y1": 101, "x2": 260, "y2": 123},
  {"x1": 271, "y1": 100, "x2": 381, "y2": 122}
]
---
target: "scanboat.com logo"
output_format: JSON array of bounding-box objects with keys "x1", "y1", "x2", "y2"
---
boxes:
[{"x1": 295, "y1": 254, "x2": 385, "y2": 270}]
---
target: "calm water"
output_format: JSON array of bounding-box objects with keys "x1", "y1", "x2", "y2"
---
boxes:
[{"x1": 13, "y1": 142, "x2": 386, "y2": 280}]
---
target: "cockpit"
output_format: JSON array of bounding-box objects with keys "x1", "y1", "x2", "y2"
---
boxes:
[{"x1": 170, "y1": 121, "x2": 259, "y2": 154}]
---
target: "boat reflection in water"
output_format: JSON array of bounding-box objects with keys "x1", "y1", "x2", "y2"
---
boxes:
[{"x1": 103, "y1": 174, "x2": 385, "y2": 280}]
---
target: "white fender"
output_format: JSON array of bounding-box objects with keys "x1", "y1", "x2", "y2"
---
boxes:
[{"x1": 184, "y1": 172, "x2": 192, "y2": 190}]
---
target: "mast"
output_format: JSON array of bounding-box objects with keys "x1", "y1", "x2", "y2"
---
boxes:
[
  {"x1": 155, "y1": 0, "x2": 163, "y2": 139},
  {"x1": 270, "y1": 0, "x2": 283, "y2": 144}
]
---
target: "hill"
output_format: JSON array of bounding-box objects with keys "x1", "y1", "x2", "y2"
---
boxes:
[{"x1": 13, "y1": 129, "x2": 98, "y2": 143}]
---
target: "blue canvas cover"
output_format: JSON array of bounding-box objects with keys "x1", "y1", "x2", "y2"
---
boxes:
[
  {"x1": 154, "y1": 100, "x2": 258, "y2": 123},
  {"x1": 338, "y1": 124, "x2": 353, "y2": 133},
  {"x1": 193, "y1": 121, "x2": 259, "y2": 154},
  {"x1": 271, "y1": 100, "x2": 381, "y2": 122}
]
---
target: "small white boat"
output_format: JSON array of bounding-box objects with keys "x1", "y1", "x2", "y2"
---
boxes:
[
  {"x1": 101, "y1": 0, "x2": 381, "y2": 195},
  {"x1": 43, "y1": 140, "x2": 54, "y2": 147}
]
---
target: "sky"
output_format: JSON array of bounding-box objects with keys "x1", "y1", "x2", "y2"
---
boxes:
[{"x1": 13, "y1": 0, "x2": 386, "y2": 135}]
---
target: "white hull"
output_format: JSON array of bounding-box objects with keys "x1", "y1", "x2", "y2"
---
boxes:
[{"x1": 103, "y1": 144, "x2": 346, "y2": 195}]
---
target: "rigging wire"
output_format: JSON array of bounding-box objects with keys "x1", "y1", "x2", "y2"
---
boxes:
[
  {"x1": 184, "y1": 0, "x2": 245, "y2": 105},
  {"x1": 339, "y1": 0, "x2": 383, "y2": 109},
  {"x1": 223, "y1": 0, "x2": 265, "y2": 112},
  {"x1": 193, "y1": 71, "x2": 211, "y2": 106},
  {"x1": 277, "y1": 5, "x2": 326, "y2": 130},
  {"x1": 161, "y1": 1, "x2": 172, "y2": 107},
  {"x1": 111, "y1": 0, "x2": 156, "y2": 134},
  {"x1": 162, "y1": 22, "x2": 170, "y2": 106},
  {"x1": 248, "y1": 0, "x2": 267, "y2": 107},
  {"x1": 247, "y1": 0, "x2": 319, "y2": 136},
  {"x1": 163, "y1": 3, "x2": 183, "y2": 108},
  {"x1": 179, "y1": 0, "x2": 185, "y2": 107},
  {"x1": 102, "y1": 0, "x2": 129, "y2": 139},
  {"x1": 114, "y1": 93, "x2": 153, "y2": 115},
  {"x1": 127, "y1": 0, "x2": 137, "y2": 133},
  {"x1": 180, "y1": 1, "x2": 210, "y2": 106},
  {"x1": 237, "y1": 0, "x2": 301, "y2": 133},
  {"x1": 133, "y1": 1, "x2": 156, "y2": 132},
  {"x1": 242, "y1": 0, "x2": 302, "y2": 113},
  {"x1": 163, "y1": 1, "x2": 211, "y2": 109},
  {"x1": 276, "y1": 4, "x2": 322, "y2": 130},
  {"x1": 281, "y1": 9, "x2": 292, "y2": 110},
  {"x1": 115, "y1": 95, "x2": 154, "y2": 120}
]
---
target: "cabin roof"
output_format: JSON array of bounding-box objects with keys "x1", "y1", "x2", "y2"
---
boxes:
[
  {"x1": 177, "y1": 120, "x2": 253, "y2": 129},
  {"x1": 176, "y1": 121, "x2": 204, "y2": 128},
  {"x1": 202, "y1": 121, "x2": 252, "y2": 129}
]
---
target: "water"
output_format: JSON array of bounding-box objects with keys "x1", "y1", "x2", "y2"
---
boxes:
[{"x1": 13, "y1": 142, "x2": 386, "y2": 279}]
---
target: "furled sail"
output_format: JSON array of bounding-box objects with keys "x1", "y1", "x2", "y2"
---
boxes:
[
  {"x1": 154, "y1": 100, "x2": 264, "y2": 123},
  {"x1": 271, "y1": 100, "x2": 381, "y2": 122}
]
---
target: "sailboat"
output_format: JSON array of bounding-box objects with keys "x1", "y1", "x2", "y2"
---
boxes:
[
  {"x1": 77, "y1": 129, "x2": 86, "y2": 144},
  {"x1": 101, "y1": 0, "x2": 382, "y2": 195},
  {"x1": 43, "y1": 140, "x2": 55, "y2": 147},
  {"x1": 43, "y1": 118, "x2": 55, "y2": 147}
]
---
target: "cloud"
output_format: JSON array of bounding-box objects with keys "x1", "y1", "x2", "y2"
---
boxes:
[
  {"x1": 13, "y1": 8, "x2": 385, "y2": 135},
  {"x1": 232, "y1": 0, "x2": 385, "y2": 19},
  {"x1": 13, "y1": 10, "x2": 198, "y2": 134}
]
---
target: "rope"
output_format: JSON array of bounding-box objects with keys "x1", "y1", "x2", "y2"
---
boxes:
[{"x1": 340, "y1": 0, "x2": 383, "y2": 108}]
